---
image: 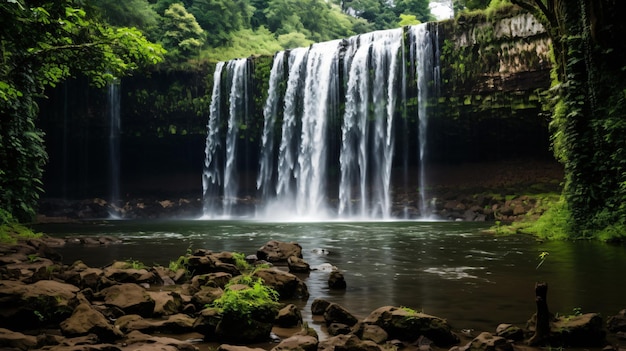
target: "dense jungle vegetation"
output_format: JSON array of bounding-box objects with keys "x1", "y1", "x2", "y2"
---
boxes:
[{"x1": 1, "y1": 0, "x2": 625, "y2": 242}]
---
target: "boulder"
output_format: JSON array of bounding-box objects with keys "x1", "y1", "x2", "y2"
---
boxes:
[
  {"x1": 257, "y1": 241, "x2": 303, "y2": 263},
  {"x1": 452, "y1": 332, "x2": 512, "y2": 351},
  {"x1": 215, "y1": 315, "x2": 274, "y2": 343},
  {"x1": 103, "y1": 267, "x2": 157, "y2": 285},
  {"x1": 115, "y1": 313, "x2": 196, "y2": 334},
  {"x1": 187, "y1": 252, "x2": 241, "y2": 277},
  {"x1": 3, "y1": 257, "x2": 60, "y2": 282},
  {"x1": 271, "y1": 334, "x2": 318, "y2": 351},
  {"x1": 59, "y1": 303, "x2": 123, "y2": 342},
  {"x1": 495, "y1": 324, "x2": 523, "y2": 341},
  {"x1": 318, "y1": 334, "x2": 382, "y2": 351},
  {"x1": 607, "y1": 309, "x2": 626, "y2": 333},
  {"x1": 190, "y1": 272, "x2": 232, "y2": 293},
  {"x1": 218, "y1": 345, "x2": 266, "y2": 351},
  {"x1": 191, "y1": 286, "x2": 224, "y2": 308},
  {"x1": 311, "y1": 299, "x2": 331, "y2": 315},
  {"x1": 252, "y1": 268, "x2": 309, "y2": 299},
  {"x1": 276, "y1": 303, "x2": 303, "y2": 327},
  {"x1": 328, "y1": 270, "x2": 347, "y2": 290},
  {"x1": 287, "y1": 255, "x2": 310, "y2": 273},
  {"x1": 0, "y1": 327, "x2": 38, "y2": 350},
  {"x1": 96, "y1": 283, "x2": 155, "y2": 316},
  {"x1": 327, "y1": 323, "x2": 352, "y2": 336},
  {"x1": 78, "y1": 268, "x2": 105, "y2": 290},
  {"x1": 324, "y1": 303, "x2": 358, "y2": 327},
  {"x1": 362, "y1": 306, "x2": 459, "y2": 347},
  {"x1": 550, "y1": 313, "x2": 605, "y2": 346},
  {"x1": 147, "y1": 291, "x2": 184, "y2": 316},
  {"x1": 354, "y1": 323, "x2": 389, "y2": 344},
  {"x1": 124, "y1": 330, "x2": 199, "y2": 351},
  {"x1": 0, "y1": 280, "x2": 79, "y2": 329},
  {"x1": 192, "y1": 307, "x2": 221, "y2": 337}
]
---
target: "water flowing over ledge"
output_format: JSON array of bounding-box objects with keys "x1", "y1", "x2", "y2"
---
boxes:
[
  {"x1": 203, "y1": 24, "x2": 441, "y2": 220},
  {"x1": 196, "y1": 13, "x2": 551, "y2": 222}
]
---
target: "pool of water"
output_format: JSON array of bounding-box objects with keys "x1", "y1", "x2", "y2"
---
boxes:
[{"x1": 36, "y1": 219, "x2": 626, "y2": 335}]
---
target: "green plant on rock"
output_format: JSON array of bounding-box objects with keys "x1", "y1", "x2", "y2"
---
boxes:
[
  {"x1": 124, "y1": 259, "x2": 146, "y2": 270},
  {"x1": 0, "y1": 209, "x2": 43, "y2": 244},
  {"x1": 211, "y1": 276, "x2": 279, "y2": 324},
  {"x1": 231, "y1": 252, "x2": 251, "y2": 272}
]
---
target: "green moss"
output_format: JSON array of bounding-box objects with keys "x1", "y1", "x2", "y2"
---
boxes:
[
  {"x1": 520, "y1": 198, "x2": 570, "y2": 239},
  {"x1": 0, "y1": 209, "x2": 43, "y2": 244}
]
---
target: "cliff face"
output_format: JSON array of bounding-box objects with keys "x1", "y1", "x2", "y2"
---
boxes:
[
  {"x1": 441, "y1": 12, "x2": 551, "y2": 93},
  {"x1": 38, "y1": 9, "x2": 558, "y2": 202},
  {"x1": 424, "y1": 11, "x2": 552, "y2": 163}
]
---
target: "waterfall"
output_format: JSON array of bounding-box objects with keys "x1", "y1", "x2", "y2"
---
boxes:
[
  {"x1": 339, "y1": 29, "x2": 403, "y2": 219},
  {"x1": 202, "y1": 62, "x2": 225, "y2": 217},
  {"x1": 108, "y1": 79, "x2": 121, "y2": 215},
  {"x1": 412, "y1": 23, "x2": 440, "y2": 219},
  {"x1": 203, "y1": 24, "x2": 439, "y2": 220},
  {"x1": 295, "y1": 40, "x2": 341, "y2": 218},
  {"x1": 224, "y1": 59, "x2": 250, "y2": 216},
  {"x1": 274, "y1": 47, "x2": 308, "y2": 212},
  {"x1": 257, "y1": 52, "x2": 286, "y2": 203}
]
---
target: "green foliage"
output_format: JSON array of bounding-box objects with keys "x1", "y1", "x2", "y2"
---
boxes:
[
  {"x1": 0, "y1": 0, "x2": 164, "y2": 222},
  {"x1": 278, "y1": 32, "x2": 314, "y2": 49},
  {"x1": 522, "y1": 199, "x2": 570, "y2": 240},
  {"x1": 398, "y1": 14, "x2": 421, "y2": 27},
  {"x1": 124, "y1": 259, "x2": 146, "y2": 270},
  {"x1": 231, "y1": 252, "x2": 251, "y2": 271},
  {"x1": 189, "y1": 0, "x2": 252, "y2": 47},
  {"x1": 169, "y1": 247, "x2": 192, "y2": 272},
  {"x1": 199, "y1": 27, "x2": 283, "y2": 63},
  {"x1": 211, "y1": 276, "x2": 279, "y2": 323},
  {"x1": 0, "y1": 209, "x2": 43, "y2": 244},
  {"x1": 91, "y1": 0, "x2": 160, "y2": 36},
  {"x1": 161, "y1": 3, "x2": 204, "y2": 60}
]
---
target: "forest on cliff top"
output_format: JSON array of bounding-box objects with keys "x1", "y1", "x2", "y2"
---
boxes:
[{"x1": 88, "y1": 0, "x2": 494, "y2": 65}]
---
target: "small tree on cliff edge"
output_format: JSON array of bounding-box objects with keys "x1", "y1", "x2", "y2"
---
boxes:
[
  {"x1": 0, "y1": 0, "x2": 165, "y2": 222},
  {"x1": 511, "y1": 0, "x2": 626, "y2": 240}
]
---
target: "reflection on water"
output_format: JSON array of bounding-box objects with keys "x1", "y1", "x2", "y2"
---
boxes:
[{"x1": 37, "y1": 220, "x2": 626, "y2": 334}]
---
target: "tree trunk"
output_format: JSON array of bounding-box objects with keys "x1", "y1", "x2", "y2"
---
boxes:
[{"x1": 529, "y1": 282, "x2": 550, "y2": 346}]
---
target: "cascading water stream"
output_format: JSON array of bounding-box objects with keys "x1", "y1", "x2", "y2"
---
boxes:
[
  {"x1": 296, "y1": 40, "x2": 341, "y2": 218},
  {"x1": 202, "y1": 62, "x2": 225, "y2": 217},
  {"x1": 274, "y1": 48, "x2": 308, "y2": 211},
  {"x1": 107, "y1": 79, "x2": 121, "y2": 216},
  {"x1": 257, "y1": 52, "x2": 286, "y2": 203},
  {"x1": 224, "y1": 59, "x2": 249, "y2": 217},
  {"x1": 339, "y1": 29, "x2": 403, "y2": 219},
  {"x1": 412, "y1": 23, "x2": 440, "y2": 219}
]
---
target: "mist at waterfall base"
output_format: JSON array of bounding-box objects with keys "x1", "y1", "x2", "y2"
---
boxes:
[{"x1": 203, "y1": 24, "x2": 441, "y2": 221}]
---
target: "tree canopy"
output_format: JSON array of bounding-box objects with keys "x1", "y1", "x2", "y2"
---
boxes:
[{"x1": 86, "y1": 0, "x2": 435, "y2": 64}]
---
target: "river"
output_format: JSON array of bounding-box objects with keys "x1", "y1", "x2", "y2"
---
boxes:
[{"x1": 36, "y1": 219, "x2": 626, "y2": 336}]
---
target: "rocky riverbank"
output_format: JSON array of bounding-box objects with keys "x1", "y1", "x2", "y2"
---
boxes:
[
  {"x1": 36, "y1": 161, "x2": 564, "y2": 223},
  {"x1": 1, "y1": 234, "x2": 625, "y2": 351}
]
